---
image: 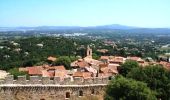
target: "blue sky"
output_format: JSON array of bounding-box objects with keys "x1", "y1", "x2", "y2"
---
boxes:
[{"x1": 0, "y1": 0, "x2": 170, "y2": 27}]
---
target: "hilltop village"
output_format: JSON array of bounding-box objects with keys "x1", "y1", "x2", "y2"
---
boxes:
[
  {"x1": 4, "y1": 45, "x2": 167, "y2": 80},
  {"x1": 18, "y1": 46, "x2": 117, "y2": 79},
  {"x1": 0, "y1": 33, "x2": 170, "y2": 100}
]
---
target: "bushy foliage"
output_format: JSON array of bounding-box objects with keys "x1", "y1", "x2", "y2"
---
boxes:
[
  {"x1": 127, "y1": 65, "x2": 170, "y2": 99},
  {"x1": 53, "y1": 56, "x2": 72, "y2": 69},
  {"x1": 105, "y1": 76, "x2": 156, "y2": 100},
  {"x1": 8, "y1": 68, "x2": 28, "y2": 79},
  {"x1": 0, "y1": 37, "x2": 77, "y2": 70},
  {"x1": 119, "y1": 60, "x2": 139, "y2": 76}
]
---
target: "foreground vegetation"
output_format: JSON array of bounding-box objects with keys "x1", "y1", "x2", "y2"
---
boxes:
[
  {"x1": 106, "y1": 60, "x2": 170, "y2": 100},
  {"x1": 105, "y1": 76, "x2": 157, "y2": 100}
]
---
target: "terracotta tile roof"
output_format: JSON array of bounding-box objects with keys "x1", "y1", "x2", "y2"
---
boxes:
[
  {"x1": 67, "y1": 70, "x2": 75, "y2": 75},
  {"x1": 48, "y1": 71, "x2": 55, "y2": 77},
  {"x1": 108, "y1": 66, "x2": 118, "y2": 74},
  {"x1": 160, "y1": 61, "x2": 170, "y2": 70},
  {"x1": 84, "y1": 57, "x2": 102, "y2": 65},
  {"x1": 98, "y1": 73, "x2": 108, "y2": 77},
  {"x1": 71, "y1": 59, "x2": 90, "y2": 68},
  {"x1": 73, "y1": 72, "x2": 92, "y2": 79},
  {"x1": 108, "y1": 64, "x2": 118, "y2": 70},
  {"x1": 109, "y1": 69, "x2": 118, "y2": 74},
  {"x1": 100, "y1": 65, "x2": 118, "y2": 74},
  {"x1": 73, "y1": 71, "x2": 82, "y2": 77},
  {"x1": 55, "y1": 70, "x2": 66, "y2": 78},
  {"x1": 127, "y1": 57, "x2": 140, "y2": 61},
  {"x1": 160, "y1": 61, "x2": 168, "y2": 65},
  {"x1": 47, "y1": 56, "x2": 57, "y2": 62},
  {"x1": 71, "y1": 57, "x2": 101, "y2": 68},
  {"x1": 109, "y1": 56, "x2": 124, "y2": 63},
  {"x1": 100, "y1": 67, "x2": 109, "y2": 73},
  {"x1": 27, "y1": 66, "x2": 43, "y2": 75},
  {"x1": 85, "y1": 66, "x2": 97, "y2": 74},
  {"x1": 108, "y1": 64, "x2": 120, "y2": 67},
  {"x1": 99, "y1": 64, "x2": 108, "y2": 68},
  {"x1": 98, "y1": 73, "x2": 113, "y2": 77},
  {"x1": 42, "y1": 70, "x2": 51, "y2": 77},
  {"x1": 55, "y1": 65, "x2": 66, "y2": 70},
  {"x1": 77, "y1": 61, "x2": 89, "y2": 68},
  {"x1": 100, "y1": 56, "x2": 109, "y2": 60},
  {"x1": 166, "y1": 63, "x2": 170, "y2": 69},
  {"x1": 127, "y1": 57, "x2": 144, "y2": 62},
  {"x1": 21, "y1": 65, "x2": 66, "y2": 77},
  {"x1": 47, "y1": 65, "x2": 66, "y2": 71}
]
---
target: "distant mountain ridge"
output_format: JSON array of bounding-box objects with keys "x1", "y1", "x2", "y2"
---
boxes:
[
  {"x1": 91, "y1": 24, "x2": 138, "y2": 29},
  {"x1": 0, "y1": 24, "x2": 170, "y2": 31}
]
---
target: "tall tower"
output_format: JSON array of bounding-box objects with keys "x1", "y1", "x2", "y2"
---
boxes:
[{"x1": 86, "y1": 45, "x2": 92, "y2": 58}]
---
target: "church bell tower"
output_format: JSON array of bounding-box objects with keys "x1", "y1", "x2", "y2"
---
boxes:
[{"x1": 86, "y1": 45, "x2": 92, "y2": 58}]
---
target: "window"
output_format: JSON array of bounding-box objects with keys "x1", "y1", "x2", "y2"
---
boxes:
[
  {"x1": 66, "y1": 92, "x2": 70, "y2": 99},
  {"x1": 91, "y1": 89, "x2": 95, "y2": 95},
  {"x1": 79, "y1": 90, "x2": 83, "y2": 96},
  {"x1": 109, "y1": 76, "x2": 112, "y2": 80}
]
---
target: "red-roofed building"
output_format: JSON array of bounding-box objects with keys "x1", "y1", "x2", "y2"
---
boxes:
[
  {"x1": 100, "y1": 67, "x2": 118, "y2": 75},
  {"x1": 127, "y1": 57, "x2": 144, "y2": 63},
  {"x1": 99, "y1": 63, "x2": 108, "y2": 68},
  {"x1": 159, "y1": 61, "x2": 170, "y2": 70},
  {"x1": 100, "y1": 56, "x2": 109, "y2": 63},
  {"x1": 73, "y1": 72, "x2": 92, "y2": 79},
  {"x1": 100, "y1": 56, "x2": 109, "y2": 60},
  {"x1": 47, "y1": 65, "x2": 66, "y2": 71},
  {"x1": 55, "y1": 70, "x2": 67, "y2": 80},
  {"x1": 19, "y1": 65, "x2": 67, "y2": 78},
  {"x1": 26, "y1": 66, "x2": 43, "y2": 75},
  {"x1": 99, "y1": 63, "x2": 118, "y2": 77},
  {"x1": 109, "y1": 57, "x2": 124, "y2": 64},
  {"x1": 100, "y1": 56, "x2": 126, "y2": 64},
  {"x1": 71, "y1": 59, "x2": 90, "y2": 68},
  {"x1": 42, "y1": 70, "x2": 54, "y2": 77},
  {"x1": 85, "y1": 66, "x2": 97, "y2": 77},
  {"x1": 77, "y1": 61, "x2": 90, "y2": 68}
]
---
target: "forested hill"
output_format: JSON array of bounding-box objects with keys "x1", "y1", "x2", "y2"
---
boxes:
[
  {"x1": 0, "y1": 37, "x2": 89, "y2": 70},
  {"x1": 0, "y1": 33, "x2": 170, "y2": 71}
]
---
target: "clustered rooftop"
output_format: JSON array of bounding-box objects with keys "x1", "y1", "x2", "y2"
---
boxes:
[{"x1": 2, "y1": 45, "x2": 170, "y2": 81}]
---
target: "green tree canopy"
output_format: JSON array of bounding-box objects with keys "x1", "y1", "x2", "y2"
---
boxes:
[
  {"x1": 127, "y1": 65, "x2": 170, "y2": 99},
  {"x1": 92, "y1": 53, "x2": 100, "y2": 60},
  {"x1": 8, "y1": 68, "x2": 28, "y2": 79},
  {"x1": 105, "y1": 76, "x2": 156, "y2": 100},
  {"x1": 119, "y1": 60, "x2": 139, "y2": 76},
  {"x1": 53, "y1": 56, "x2": 71, "y2": 69}
]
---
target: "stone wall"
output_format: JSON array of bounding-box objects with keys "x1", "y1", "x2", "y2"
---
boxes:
[
  {"x1": 0, "y1": 75, "x2": 109, "y2": 85},
  {"x1": 0, "y1": 75, "x2": 109, "y2": 100}
]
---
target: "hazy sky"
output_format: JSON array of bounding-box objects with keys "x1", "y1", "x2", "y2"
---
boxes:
[{"x1": 0, "y1": 0, "x2": 170, "y2": 27}]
